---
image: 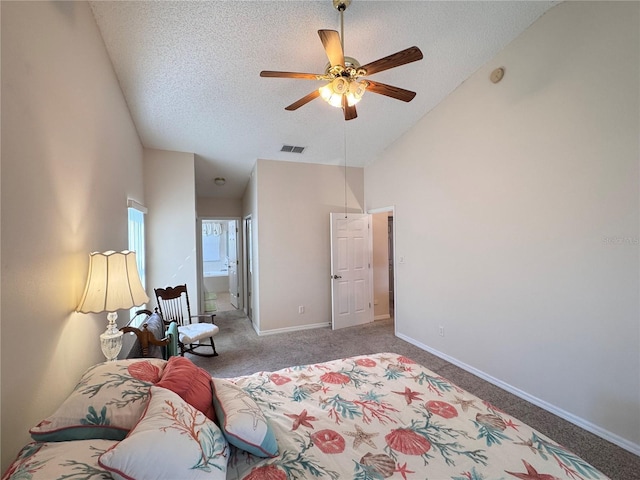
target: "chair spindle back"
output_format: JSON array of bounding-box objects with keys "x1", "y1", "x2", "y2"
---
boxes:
[{"x1": 154, "y1": 285, "x2": 193, "y2": 327}]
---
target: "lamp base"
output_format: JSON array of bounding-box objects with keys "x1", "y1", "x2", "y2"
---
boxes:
[{"x1": 100, "y1": 311, "x2": 123, "y2": 362}]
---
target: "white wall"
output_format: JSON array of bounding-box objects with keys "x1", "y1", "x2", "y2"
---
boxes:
[
  {"x1": 144, "y1": 149, "x2": 199, "y2": 309},
  {"x1": 250, "y1": 159, "x2": 364, "y2": 333},
  {"x1": 1, "y1": 1, "x2": 144, "y2": 470},
  {"x1": 365, "y1": 1, "x2": 639, "y2": 452}
]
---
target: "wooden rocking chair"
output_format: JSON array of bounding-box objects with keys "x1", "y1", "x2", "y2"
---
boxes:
[{"x1": 154, "y1": 284, "x2": 219, "y2": 357}]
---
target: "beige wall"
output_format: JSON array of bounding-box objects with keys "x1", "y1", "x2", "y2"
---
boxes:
[
  {"x1": 197, "y1": 197, "x2": 243, "y2": 218},
  {"x1": 365, "y1": 1, "x2": 639, "y2": 453},
  {"x1": 144, "y1": 149, "x2": 199, "y2": 309},
  {"x1": 248, "y1": 159, "x2": 364, "y2": 333},
  {"x1": 1, "y1": 1, "x2": 144, "y2": 469}
]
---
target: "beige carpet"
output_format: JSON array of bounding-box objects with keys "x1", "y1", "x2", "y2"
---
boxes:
[{"x1": 188, "y1": 310, "x2": 639, "y2": 479}]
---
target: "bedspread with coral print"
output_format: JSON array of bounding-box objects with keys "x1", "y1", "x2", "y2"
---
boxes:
[{"x1": 225, "y1": 353, "x2": 609, "y2": 480}]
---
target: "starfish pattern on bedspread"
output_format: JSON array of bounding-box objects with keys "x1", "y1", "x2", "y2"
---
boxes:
[{"x1": 221, "y1": 353, "x2": 609, "y2": 480}]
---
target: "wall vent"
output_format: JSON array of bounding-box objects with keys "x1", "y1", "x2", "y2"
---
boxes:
[{"x1": 281, "y1": 145, "x2": 305, "y2": 154}]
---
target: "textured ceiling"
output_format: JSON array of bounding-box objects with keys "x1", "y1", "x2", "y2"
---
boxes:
[{"x1": 89, "y1": 1, "x2": 557, "y2": 198}]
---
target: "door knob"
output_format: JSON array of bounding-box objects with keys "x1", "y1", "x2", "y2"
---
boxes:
[{"x1": 332, "y1": 275, "x2": 342, "y2": 279}]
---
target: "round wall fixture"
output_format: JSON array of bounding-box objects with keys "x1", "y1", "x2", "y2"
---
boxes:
[
  {"x1": 213, "y1": 177, "x2": 226, "y2": 186},
  {"x1": 490, "y1": 67, "x2": 505, "y2": 84}
]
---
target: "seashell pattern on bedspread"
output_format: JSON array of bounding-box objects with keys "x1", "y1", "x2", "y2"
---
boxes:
[{"x1": 225, "y1": 353, "x2": 609, "y2": 480}]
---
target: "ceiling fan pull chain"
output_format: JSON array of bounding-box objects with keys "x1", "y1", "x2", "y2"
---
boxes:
[{"x1": 344, "y1": 120, "x2": 348, "y2": 218}]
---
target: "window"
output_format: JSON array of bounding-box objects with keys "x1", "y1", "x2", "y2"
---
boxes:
[{"x1": 128, "y1": 199, "x2": 147, "y2": 322}]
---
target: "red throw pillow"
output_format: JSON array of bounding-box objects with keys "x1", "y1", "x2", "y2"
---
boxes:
[{"x1": 156, "y1": 356, "x2": 216, "y2": 421}]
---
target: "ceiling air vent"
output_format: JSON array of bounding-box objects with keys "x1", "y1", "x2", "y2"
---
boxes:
[{"x1": 281, "y1": 145, "x2": 305, "y2": 154}]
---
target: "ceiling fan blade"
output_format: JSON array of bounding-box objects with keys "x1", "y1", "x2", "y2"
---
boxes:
[
  {"x1": 366, "y1": 80, "x2": 417, "y2": 102},
  {"x1": 342, "y1": 94, "x2": 357, "y2": 121},
  {"x1": 260, "y1": 71, "x2": 322, "y2": 80},
  {"x1": 360, "y1": 46, "x2": 423, "y2": 76},
  {"x1": 285, "y1": 90, "x2": 321, "y2": 111},
  {"x1": 318, "y1": 29, "x2": 345, "y2": 67}
]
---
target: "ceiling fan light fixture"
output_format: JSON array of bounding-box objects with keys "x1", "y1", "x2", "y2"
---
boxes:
[
  {"x1": 346, "y1": 79, "x2": 367, "y2": 106},
  {"x1": 320, "y1": 77, "x2": 366, "y2": 108},
  {"x1": 319, "y1": 81, "x2": 344, "y2": 108},
  {"x1": 260, "y1": 1, "x2": 423, "y2": 121}
]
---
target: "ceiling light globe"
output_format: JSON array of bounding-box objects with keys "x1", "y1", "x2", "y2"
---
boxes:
[
  {"x1": 331, "y1": 77, "x2": 349, "y2": 95},
  {"x1": 346, "y1": 93, "x2": 360, "y2": 107},
  {"x1": 349, "y1": 80, "x2": 366, "y2": 98},
  {"x1": 319, "y1": 83, "x2": 333, "y2": 102},
  {"x1": 328, "y1": 94, "x2": 343, "y2": 108}
]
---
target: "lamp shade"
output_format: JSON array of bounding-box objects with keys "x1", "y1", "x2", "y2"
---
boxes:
[{"x1": 76, "y1": 250, "x2": 149, "y2": 314}]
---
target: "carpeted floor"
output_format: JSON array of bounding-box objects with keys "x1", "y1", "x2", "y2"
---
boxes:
[{"x1": 188, "y1": 310, "x2": 639, "y2": 479}]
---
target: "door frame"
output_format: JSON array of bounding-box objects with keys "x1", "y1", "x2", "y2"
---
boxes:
[
  {"x1": 242, "y1": 215, "x2": 253, "y2": 320},
  {"x1": 196, "y1": 216, "x2": 243, "y2": 313},
  {"x1": 368, "y1": 206, "x2": 396, "y2": 335}
]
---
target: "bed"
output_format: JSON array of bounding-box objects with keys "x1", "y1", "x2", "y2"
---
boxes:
[{"x1": 3, "y1": 353, "x2": 609, "y2": 480}]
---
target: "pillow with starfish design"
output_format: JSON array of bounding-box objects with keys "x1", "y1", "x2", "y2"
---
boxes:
[{"x1": 211, "y1": 378, "x2": 278, "y2": 458}]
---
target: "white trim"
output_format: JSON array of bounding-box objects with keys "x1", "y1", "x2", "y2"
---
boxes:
[
  {"x1": 395, "y1": 331, "x2": 640, "y2": 456},
  {"x1": 367, "y1": 206, "x2": 395, "y2": 214},
  {"x1": 256, "y1": 322, "x2": 330, "y2": 336},
  {"x1": 374, "y1": 314, "x2": 391, "y2": 321},
  {"x1": 127, "y1": 199, "x2": 147, "y2": 214}
]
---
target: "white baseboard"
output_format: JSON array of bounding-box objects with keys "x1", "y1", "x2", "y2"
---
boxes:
[
  {"x1": 395, "y1": 331, "x2": 640, "y2": 457},
  {"x1": 257, "y1": 322, "x2": 330, "y2": 336},
  {"x1": 374, "y1": 314, "x2": 391, "y2": 321}
]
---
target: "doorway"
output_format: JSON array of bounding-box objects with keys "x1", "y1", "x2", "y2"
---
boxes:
[
  {"x1": 199, "y1": 218, "x2": 241, "y2": 313},
  {"x1": 370, "y1": 208, "x2": 395, "y2": 325}
]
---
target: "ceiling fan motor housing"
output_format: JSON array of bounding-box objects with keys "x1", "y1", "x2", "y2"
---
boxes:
[{"x1": 325, "y1": 57, "x2": 364, "y2": 80}]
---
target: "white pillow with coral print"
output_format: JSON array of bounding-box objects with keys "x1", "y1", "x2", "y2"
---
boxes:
[
  {"x1": 99, "y1": 386, "x2": 229, "y2": 480},
  {"x1": 30, "y1": 359, "x2": 167, "y2": 442},
  {"x1": 3, "y1": 439, "x2": 117, "y2": 480}
]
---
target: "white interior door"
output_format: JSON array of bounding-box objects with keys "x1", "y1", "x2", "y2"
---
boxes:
[
  {"x1": 228, "y1": 220, "x2": 239, "y2": 308},
  {"x1": 330, "y1": 213, "x2": 373, "y2": 330}
]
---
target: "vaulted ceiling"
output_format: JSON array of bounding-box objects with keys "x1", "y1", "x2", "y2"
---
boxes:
[{"x1": 90, "y1": 1, "x2": 557, "y2": 198}]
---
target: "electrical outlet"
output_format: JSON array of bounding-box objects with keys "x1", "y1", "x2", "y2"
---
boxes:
[
  {"x1": 298, "y1": 306, "x2": 305, "y2": 314},
  {"x1": 439, "y1": 326, "x2": 445, "y2": 337}
]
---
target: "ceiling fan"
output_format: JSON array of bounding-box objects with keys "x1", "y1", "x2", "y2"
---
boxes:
[{"x1": 260, "y1": 0, "x2": 423, "y2": 121}]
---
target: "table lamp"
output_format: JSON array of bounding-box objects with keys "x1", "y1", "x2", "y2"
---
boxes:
[{"x1": 76, "y1": 250, "x2": 149, "y2": 361}]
